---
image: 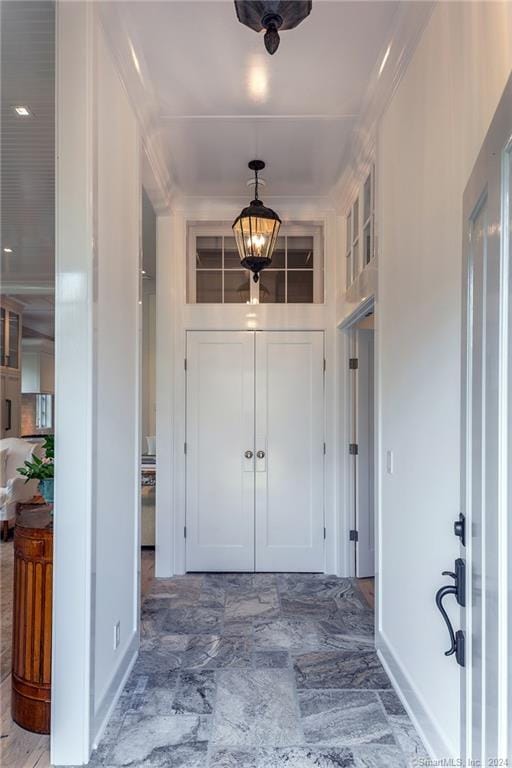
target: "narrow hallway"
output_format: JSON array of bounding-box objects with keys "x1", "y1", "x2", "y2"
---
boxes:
[{"x1": 88, "y1": 569, "x2": 427, "y2": 767}]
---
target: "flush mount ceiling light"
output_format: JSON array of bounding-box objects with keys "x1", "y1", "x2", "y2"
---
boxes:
[
  {"x1": 232, "y1": 160, "x2": 281, "y2": 283},
  {"x1": 3, "y1": 247, "x2": 13, "y2": 253},
  {"x1": 12, "y1": 105, "x2": 32, "y2": 117},
  {"x1": 234, "y1": 1, "x2": 312, "y2": 55}
]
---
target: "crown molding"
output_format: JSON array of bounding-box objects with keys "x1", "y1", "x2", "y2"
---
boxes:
[{"x1": 332, "y1": 1, "x2": 434, "y2": 214}]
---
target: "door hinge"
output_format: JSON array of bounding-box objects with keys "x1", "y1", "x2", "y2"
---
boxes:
[
  {"x1": 349, "y1": 529, "x2": 359, "y2": 542},
  {"x1": 349, "y1": 443, "x2": 358, "y2": 455},
  {"x1": 184, "y1": 358, "x2": 187, "y2": 371},
  {"x1": 323, "y1": 358, "x2": 326, "y2": 372},
  {"x1": 323, "y1": 442, "x2": 326, "y2": 455},
  {"x1": 349, "y1": 357, "x2": 359, "y2": 370},
  {"x1": 323, "y1": 527, "x2": 326, "y2": 539},
  {"x1": 184, "y1": 526, "x2": 187, "y2": 538},
  {"x1": 184, "y1": 442, "x2": 187, "y2": 454}
]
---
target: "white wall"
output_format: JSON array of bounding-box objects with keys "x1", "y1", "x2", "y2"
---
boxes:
[
  {"x1": 53, "y1": 5, "x2": 140, "y2": 764},
  {"x1": 376, "y1": 2, "x2": 512, "y2": 760},
  {"x1": 156, "y1": 200, "x2": 345, "y2": 577}
]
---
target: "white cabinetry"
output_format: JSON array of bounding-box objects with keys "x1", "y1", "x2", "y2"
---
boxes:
[
  {"x1": 21, "y1": 339, "x2": 55, "y2": 394},
  {"x1": 1, "y1": 299, "x2": 22, "y2": 438}
]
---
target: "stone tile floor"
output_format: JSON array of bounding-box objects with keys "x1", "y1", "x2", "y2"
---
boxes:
[{"x1": 88, "y1": 573, "x2": 429, "y2": 768}]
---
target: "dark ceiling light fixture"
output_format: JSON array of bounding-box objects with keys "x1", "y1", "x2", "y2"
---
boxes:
[
  {"x1": 232, "y1": 160, "x2": 281, "y2": 283},
  {"x1": 234, "y1": 1, "x2": 312, "y2": 55}
]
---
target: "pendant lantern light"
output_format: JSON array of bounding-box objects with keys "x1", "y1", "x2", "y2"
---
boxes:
[
  {"x1": 234, "y1": 1, "x2": 312, "y2": 55},
  {"x1": 232, "y1": 160, "x2": 281, "y2": 283}
]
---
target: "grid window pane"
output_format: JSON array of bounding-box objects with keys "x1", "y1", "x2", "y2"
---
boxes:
[
  {"x1": 353, "y1": 199, "x2": 359, "y2": 240},
  {"x1": 346, "y1": 212, "x2": 352, "y2": 252},
  {"x1": 8, "y1": 312, "x2": 18, "y2": 368},
  {"x1": 196, "y1": 236, "x2": 222, "y2": 268},
  {"x1": 223, "y1": 236, "x2": 241, "y2": 269},
  {"x1": 364, "y1": 173, "x2": 372, "y2": 223},
  {"x1": 0, "y1": 308, "x2": 5, "y2": 363},
  {"x1": 196, "y1": 271, "x2": 222, "y2": 303},
  {"x1": 260, "y1": 271, "x2": 285, "y2": 303},
  {"x1": 287, "y1": 236, "x2": 314, "y2": 269},
  {"x1": 287, "y1": 271, "x2": 313, "y2": 303},
  {"x1": 271, "y1": 236, "x2": 285, "y2": 268},
  {"x1": 364, "y1": 222, "x2": 372, "y2": 265},
  {"x1": 353, "y1": 241, "x2": 359, "y2": 278},
  {"x1": 224, "y1": 271, "x2": 250, "y2": 303},
  {"x1": 346, "y1": 252, "x2": 352, "y2": 288}
]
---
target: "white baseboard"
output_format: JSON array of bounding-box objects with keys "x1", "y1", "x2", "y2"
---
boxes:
[
  {"x1": 90, "y1": 631, "x2": 139, "y2": 754},
  {"x1": 377, "y1": 630, "x2": 457, "y2": 760}
]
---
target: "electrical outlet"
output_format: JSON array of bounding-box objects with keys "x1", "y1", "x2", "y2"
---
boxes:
[
  {"x1": 386, "y1": 450, "x2": 394, "y2": 475},
  {"x1": 114, "y1": 621, "x2": 121, "y2": 650}
]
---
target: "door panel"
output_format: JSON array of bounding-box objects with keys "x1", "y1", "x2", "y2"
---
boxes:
[
  {"x1": 461, "y1": 73, "x2": 512, "y2": 762},
  {"x1": 255, "y1": 331, "x2": 324, "y2": 572},
  {"x1": 186, "y1": 331, "x2": 255, "y2": 571},
  {"x1": 355, "y1": 328, "x2": 374, "y2": 578}
]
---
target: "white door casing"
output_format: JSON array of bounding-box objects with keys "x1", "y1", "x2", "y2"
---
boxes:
[
  {"x1": 355, "y1": 328, "x2": 375, "y2": 578},
  {"x1": 185, "y1": 331, "x2": 255, "y2": 571},
  {"x1": 461, "y1": 74, "x2": 512, "y2": 763},
  {"x1": 255, "y1": 331, "x2": 325, "y2": 572},
  {"x1": 186, "y1": 330, "x2": 325, "y2": 572}
]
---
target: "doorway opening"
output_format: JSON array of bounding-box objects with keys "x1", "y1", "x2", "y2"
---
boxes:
[{"x1": 345, "y1": 303, "x2": 375, "y2": 609}]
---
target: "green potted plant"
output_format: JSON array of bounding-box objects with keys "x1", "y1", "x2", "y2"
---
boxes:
[{"x1": 18, "y1": 436, "x2": 54, "y2": 506}]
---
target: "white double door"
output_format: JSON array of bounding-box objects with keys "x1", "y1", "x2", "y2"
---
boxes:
[{"x1": 185, "y1": 330, "x2": 325, "y2": 572}]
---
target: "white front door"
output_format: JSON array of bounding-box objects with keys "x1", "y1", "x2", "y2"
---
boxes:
[
  {"x1": 461, "y1": 74, "x2": 512, "y2": 762},
  {"x1": 186, "y1": 330, "x2": 325, "y2": 572},
  {"x1": 185, "y1": 331, "x2": 255, "y2": 571},
  {"x1": 255, "y1": 331, "x2": 325, "y2": 572}
]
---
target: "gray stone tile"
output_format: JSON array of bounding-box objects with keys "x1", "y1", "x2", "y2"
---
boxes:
[
  {"x1": 352, "y1": 746, "x2": 406, "y2": 768},
  {"x1": 293, "y1": 648, "x2": 392, "y2": 690},
  {"x1": 298, "y1": 690, "x2": 394, "y2": 746},
  {"x1": 172, "y1": 671, "x2": 216, "y2": 714},
  {"x1": 253, "y1": 650, "x2": 289, "y2": 669},
  {"x1": 258, "y1": 747, "x2": 356, "y2": 767},
  {"x1": 140, "y1": 633, "x2": 190, "y2": 652},
  {"x1": 101, "y1": 742, "x2": 209, "y2": 767},
  {"x1": 209, "y1": 747, "x2": 258, "y2": 768},
  {"x1": 253, "y1": 618, "x2": 326, "y2": 652},
  {"x1": 162, "y1": 606, "x2": 224, "y2": 635},
  {"x1": 318, "y1": 610, "x2": 374, "y2": 641},
  {"x1": 183, "y1": 635, "x2": 252, "y2": 670},
  {"x1": 378, "y1": 690, "x2": 407, "y2": 716},
  {"x1": 132, "y1": 649, "x2": 183, "y2": 674},
  {"x1": 387, "y1": 716, "x2": 429, "y2": 764},
  {"x1": 110, "y1": 714, "x2": 210, "y2": 765},
  {"x1": 225, "y1": 588, "x2": 280, "y2": 620},
  {"x1": 212, "y1": 669, "x2": 302, "y2": 747},
  {"x1": 127, "y1": 671, "x2": 180, "y2": 715},
  {"x1": 280, "y1": 596, "x2": 339, "y2": 618},
  {"x1": 223, "y1": 619, "x2": 254, "y2": 636}
]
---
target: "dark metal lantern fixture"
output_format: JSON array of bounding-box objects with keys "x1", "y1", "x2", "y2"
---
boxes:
[
  {"x1": 234, "y1": 1, "x2": 312, "y2": 55},
  {"x1": 232, "y1": 160, "x2": 281, "y2": 283}
]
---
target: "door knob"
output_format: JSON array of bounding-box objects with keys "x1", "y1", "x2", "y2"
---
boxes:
[
  {"x1": 257, "y1": 450, "x2": 265, "y2": 459},
  {"x1": 244, "y1": 450, "x2": 253, "y2": 459}
]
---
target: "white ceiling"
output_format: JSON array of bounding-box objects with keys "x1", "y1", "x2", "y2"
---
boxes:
[
  {"x1": 1, "y1": 1, "x2": 55, "y2": 338},
  {"x1": 102, "y1": 0, "x2": 402, "y2": 201}
]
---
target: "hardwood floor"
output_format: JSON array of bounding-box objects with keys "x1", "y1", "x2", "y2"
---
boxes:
[
  {"x1": 0, "y1": 545, "x2": 156, "y2": 768},
  {"x1": 357, "y1": 577, "x2": 375, "y2": 609}
]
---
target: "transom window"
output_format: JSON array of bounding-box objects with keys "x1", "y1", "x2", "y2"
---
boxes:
[
  {"x1": 188, "y1": 224, "x2": 324, "y2": 304},
  {"x1": 345, "y1": 165, "x2": 375, "y2": 289}
]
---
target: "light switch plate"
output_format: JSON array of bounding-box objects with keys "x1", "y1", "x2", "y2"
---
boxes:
[{"x1": 386, "y1": 450, "x2": 394, "y2": 475}]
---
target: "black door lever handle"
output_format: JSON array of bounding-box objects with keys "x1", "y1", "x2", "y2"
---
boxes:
[{"x1": 436, "y1": 583, "x2": 457, "y2": 656}]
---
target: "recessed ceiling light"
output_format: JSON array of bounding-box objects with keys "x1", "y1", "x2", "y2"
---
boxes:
[
  {"x1": 3, "y1": 247, "x2": 13, "y2": 253},
  {"x1": 141, "y1": 269, "x2": 146, "y2": 274},
  {"x1": 13, "y1": 105, "x2": 32, "y2": 117}
]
